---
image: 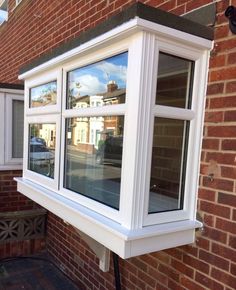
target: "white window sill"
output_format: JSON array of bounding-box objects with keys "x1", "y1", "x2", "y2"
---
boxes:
[{"x1": 15, "y1": 177, "x2": 202, "y2": 258}]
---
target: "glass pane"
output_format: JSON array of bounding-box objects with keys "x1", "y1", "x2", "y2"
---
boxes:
[
  {"x1": 28, "y1": 124, "x2": 56, "y2": 179},
  {"x1": 12, "y1": 100, "x2": 24, "y2": 158},
  {"x1": 156, "y1": 52, "x2": 194, "y2": 108},
  {"x1": 30, "y1": 81, "x2": 57, "y2": 108},
  {"x1": 149, "y1": 117, "x2": 189, "y2": 214},
  {"x1": 64, "y1": 115, "x2": 124, "y2": 209},
  {"x1": 67, "y1": 52, "x2": 128, "y2": 109}
]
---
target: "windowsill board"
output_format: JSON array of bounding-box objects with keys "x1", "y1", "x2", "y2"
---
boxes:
[{"x1": 15, "y1": 177, "x2": 202, "y2": 258}]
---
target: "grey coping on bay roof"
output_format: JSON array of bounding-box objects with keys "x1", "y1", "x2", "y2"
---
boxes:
[{"x1": 19, "y1": 2, "x2": 214, "y2": 75}]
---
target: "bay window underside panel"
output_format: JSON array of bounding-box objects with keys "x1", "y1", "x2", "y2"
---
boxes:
[{"x1": 16, "y1": 177, "x2": 202, "y2": 259}]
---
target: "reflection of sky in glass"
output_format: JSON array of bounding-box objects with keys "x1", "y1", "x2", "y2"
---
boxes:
[
  {"x1": 68, "y1": 52, "x2": 128, "y2": 98},
  {"x1": 30, "y1": 81, "x2": 57, "y2": 107}
]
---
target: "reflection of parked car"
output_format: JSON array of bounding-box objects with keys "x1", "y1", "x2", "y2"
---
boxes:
[
  {"x1": 31, "y1": 137, "x2": 46, "y2": 146},
  {"x1": 96, "y1": 136, "x2": 123, "y2": 166},
  {"x1": 30, "y1": 143, "x2": 54, "y2": 166}
]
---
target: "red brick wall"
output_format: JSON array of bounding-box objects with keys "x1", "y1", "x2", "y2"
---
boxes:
[
  {"x1": 0, "y1": 0, "x2": 236, "y2": 289},
  {"x1": 0, "y1": 170, "x2": 37, "y2": 212}
]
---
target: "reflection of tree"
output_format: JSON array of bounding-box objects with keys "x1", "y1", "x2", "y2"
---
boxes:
[
  {"x1": 30, "y1": 125, "x2": 39, "y2": 138},
  {"x1": 68, "y1": 82, "x2": 81, "y2": 108}
]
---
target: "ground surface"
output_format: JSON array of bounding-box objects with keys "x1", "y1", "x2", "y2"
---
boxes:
[{"x1": 0, "y1": 255, "x2": 79, "y2": 290}]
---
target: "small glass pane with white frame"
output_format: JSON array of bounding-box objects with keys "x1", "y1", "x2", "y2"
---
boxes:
[
  {"x1": 63, "y1": 51, "x2": 128, "y2": 211},
  {"x1": 66, "y1": 52, "x2": 128, "y2": 109},
  {"x1": 64, "y1": 115, "x2": 124, "y2": 209},
  {"x1": 28, "y1": 123, "x2": 56, "y2": 179},
  {"x1": 147, "y1": 50, "x2": 195, "y2": 221},
  {"x1": 30, "y1": 81, "x2": 57, "y2": 108}
]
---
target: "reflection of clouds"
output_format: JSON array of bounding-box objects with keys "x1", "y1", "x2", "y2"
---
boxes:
[
  {"x1": 31, "y1": 83, "x2": 56, "y2": 100},
  {"x1": 73, "y1": 74, "x2": 106, "y2": 96},
  {"x1": 97, "y1": 61, "x2": 127, "y2": 84}
]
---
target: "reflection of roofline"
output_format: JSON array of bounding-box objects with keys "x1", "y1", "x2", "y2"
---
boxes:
[{"x1": 74, "y1": 89, "x2": 125, "y2": 103}]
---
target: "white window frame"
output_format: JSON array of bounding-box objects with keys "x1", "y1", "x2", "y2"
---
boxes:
[
  {"x1": 23, "y1": 114, "x2": 61, "y2": 191},
  {"x1": 142, "y1": 39, "x2": 208, "y2": 226},
  {"x1": 5, "y1": 94, "x2": 24, "y2": 164},
  {"x1": 59, "y1": 40, "x2": 130, "y2": 222},
  {"x1": 25, "y1": 69, "x2": 62, "y2": 116},
  {"x1": 21, "y1": 34, "x2": 209, "y2": 225},
  {"x1": 16, "y1": 17, "x2": 212, "y2": 258},
  {"x1": 0, "y1": 89, "x2": 24, "y2": 170}
]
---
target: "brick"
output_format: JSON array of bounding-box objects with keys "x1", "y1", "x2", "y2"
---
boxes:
[
  {"x1": 147, "y1": 267, "x2": 168, "y2": 286},
  {"x1": 224, "y1": 110, "x2": 236, "y2": 122},
  {"x1": 212, "y1": 242, "x2": 236, "y2": 262},
  {"x1": 229, "y1": 235, "x2": 236, "y2": 249},
  {"x1": 164, "y1": 248, "x2": 182, "y2": 260},
  {"x1": 207, "y1": 82, "x2": 224, "y2": 95},
  {"x1": 198, "y1": 188, "x2": 216, "y2": 202},
  {"x1": 211, "y1": 268, "x2": 236, "y2": 289},
  {"x1": 231, "y1": 263, "x2": 236, "y2": 276},
  {"x1": 214, "y1": 25, "x2": 229, "y2": 39},
  {"x1": 204, "y1": 111, "x2": 223, "y2": 123},
  {"x1": 206, "y1": 152, "x2": 236, "y2": 165},
  {"x1": 226, "y1": 81, "x2": 236, "y2": 93},
  {"x1": 216, "y1": 218, "x2": 236, "y2": 234},
  {"x1": 203, "y1": 226, "x2": 227, "y2": 243},
  {"x1": 221, "y1": 166, "x2": 236, "y2": 179},
  {"x1": 200, "y1": 200, "x2": 231, "y2": 219},
  {"x1": 202, "y1": 176, "x2": 234, "y2": 192},
  {"x1": 199, "y1": 249, "x2": 230, "y2": 270},
  {"x1": 195, "y1": 272, "x2": 224, "y2": 290},
  {"x1": 210, "y1": 66, "x2": 236, "y2": 81},
  {"x1": 215, "y1": 39, "x2": 236, "y2": 54},
  {"x1": 207, "y1": 125, "x2": 236, "y2": 137},
  {"x1": 168, "y1": 280, "x2": 185, "y2": 290},
  {"x1": 209, "y1": 96, "x2": 236, "y2": 109},
  {"x1": 158, "y1": 263, "x2": 180, "y2": 282},
  {"x1": 152, "y1": 251, "x2": 170, "y2": 264},
  {"x1": 130, "y1": 257, "x2": 148, "y2": 272},
  {"x1": 202, "y1": 138, "x2": 220, "y2": 150},
  {"x1": 180, "y1": 276, "x2": 205, "y2": 290},
  {"x1": 222, "y1": 139, "x2": 236, "y2": 151},
  {"x1": 170, "y1": 259, "x2": 194, "y2": 278},
  {"x1": 137, "y1": 270, "x2": 156, "y2": 288},
  {"x1": 183, "y1": 254, "x2": 209, "y2": 274},
  {"x1": 228, "y1": 52, "x2": 236, "y2": 65},
  {"x1": 196, "y1": 237, "x2": 210, "y2": 250},
  {"x1": 218, "y1": 192, "x2": 236, "y2": 207},
  {"x1": 210, "y1": 54, "x2": 226, "y2": 69}
]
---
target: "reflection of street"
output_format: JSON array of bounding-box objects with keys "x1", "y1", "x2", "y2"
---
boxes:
[{"x1": 65, "y1": 146, "x2": 121, "y2": 209}]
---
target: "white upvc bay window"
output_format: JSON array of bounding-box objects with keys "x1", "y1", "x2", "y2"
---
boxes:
[{"x1": 16, "y1": 7, "x2": 213, "y2": 259}]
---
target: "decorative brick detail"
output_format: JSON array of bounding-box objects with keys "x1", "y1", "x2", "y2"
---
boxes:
[{"x1": 0, "y1": 209, "x2": 47, "y2": 243}]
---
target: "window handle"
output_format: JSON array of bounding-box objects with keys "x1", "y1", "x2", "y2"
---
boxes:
[{"x1": 150, "y1": 184, "x2": 158, "y2": 191}]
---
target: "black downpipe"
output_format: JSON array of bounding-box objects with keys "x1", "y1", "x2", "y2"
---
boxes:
[{"x1": 113, "y1": 252, "x2": 121, "y2": 290}]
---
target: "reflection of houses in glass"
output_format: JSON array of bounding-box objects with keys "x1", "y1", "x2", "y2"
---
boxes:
[
  {"x1": 39, "y1": 124, "x2": 56, "y2": 148},
  {"x1": 101, "y1": 81, "x2": 125, "y2": 137},
  {"x1": 30, "y1": 81, "x2": 57, "y2": 108},
  {"x1": 69, "y1": 81, "x2": 125, "y2": 153}
]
